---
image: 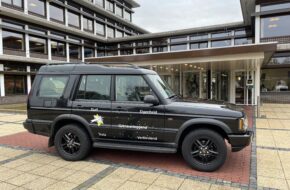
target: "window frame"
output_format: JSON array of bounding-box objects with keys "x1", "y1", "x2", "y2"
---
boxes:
[
  {"x1": 37, "y1": 75, "x2": 69, "y2": 99},
  {"x1": 74, "y1": 75, "x2": 112, "y2": 102},
  {"x1": 114, "y1": 75, "x2": 156, "y2": 103}
]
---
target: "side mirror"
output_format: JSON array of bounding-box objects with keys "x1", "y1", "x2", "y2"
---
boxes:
[{"x1": 144, "y1": 95, "x2": 159, "y2": 105}]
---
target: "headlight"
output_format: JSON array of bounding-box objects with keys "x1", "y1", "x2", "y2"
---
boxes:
[{"x1": 239, "y1": 117, "x2": 248, "y2": 132}]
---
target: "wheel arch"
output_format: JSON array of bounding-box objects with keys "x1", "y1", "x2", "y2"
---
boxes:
[
  {"x1": 175, "y1": 118, "x2": 231, "y2": 149},
  {"x1": 49, "y1": 114, "x2": 93, "y2": 147}
]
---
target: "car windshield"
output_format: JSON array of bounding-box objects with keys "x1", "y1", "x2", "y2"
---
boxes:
[{"x1": 147, "y1": 74, "x2": 176, "y2": 99}]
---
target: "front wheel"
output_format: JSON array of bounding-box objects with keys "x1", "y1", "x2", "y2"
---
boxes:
[
  {"x1": 54, "y1": 124, "x2": 92, "y2": 161},
  {"x1": 181, "y1": 129, "x2": 227, "y2": 172}
]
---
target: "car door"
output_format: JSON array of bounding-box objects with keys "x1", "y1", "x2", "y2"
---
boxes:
[
  {"x1": 111, "y1": 75, "x2": 165, "y2": 142},
  {"x1": 71, "y1": 75, "x2": 114, "y2": 140}
]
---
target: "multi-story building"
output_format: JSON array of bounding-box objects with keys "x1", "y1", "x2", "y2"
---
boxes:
[{"x1": 0, "y1": 0, "x2": 289, "y2": 105}]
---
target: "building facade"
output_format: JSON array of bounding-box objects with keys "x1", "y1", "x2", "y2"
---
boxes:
[{"x1": 0, "y1": 0, "x2": 289, "y2": 105}]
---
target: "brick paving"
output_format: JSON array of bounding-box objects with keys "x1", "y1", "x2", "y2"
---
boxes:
[{"x1": 0, "y1": 104, "x2": 289, "y2": 189}]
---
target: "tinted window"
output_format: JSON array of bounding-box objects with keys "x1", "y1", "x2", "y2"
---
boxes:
[
  {"x1": 2, "y1": 30, "x2": 25, "y2": 50},
  {"x1": 29, "y1": 36, "x2": 47, "y2": 54},
  {"x1": 261, "y1": 15, "x2": 290, "y2": 38},
  {"x1": 116, "y1": 76, "x2": 153, "y2": 102},
  {"x1": 69, "y1": 44, "x2": 81, "y2": 60},
  {"x1": 50, "y1": 4, "x2": 64, "y2": 23},
  {"x1": 83, "y1": 17, "x2": 93, "y2": 32},
  {"x1": 261, "y1": 2, "x2": 290, "y2": 11},
  {"x1": 38, "y1": 76, "x2": 68, "y2": 98},
  {"x1": 68, "y1": 11, "x2": 80, "y2": 28},
  {"x1": 211, "y1": 40, "x2": 231, "y2": 47},
  {"x1": 96, "y1": 22, "x2": 105, "y2": 36},
  {"x1": 51, "y1": 40, "x2": 66, "y2": 57},
  {"x1": 234, "y1": 38, "x2": 252, "y2": 45},
  {"x1": 170, "y1": 44, "x2": 187, "y2": 51},
  {"x1": 2, "y1": 0, "x2": 23, "y2": 8},
  {"x1": 28, "y1": 0, "x2": 46, "y2": 16},
  {"x1": 76, "y1": 75, "x2": 111, "y2": 100}
]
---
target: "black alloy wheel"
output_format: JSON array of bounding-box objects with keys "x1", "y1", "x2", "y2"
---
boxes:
[
  {"x1": 55, "y1": 124, "x2": 92, "y2": 161},
  {"x1": 182, "y1": 129, "x2": 227, "y2": 172}
]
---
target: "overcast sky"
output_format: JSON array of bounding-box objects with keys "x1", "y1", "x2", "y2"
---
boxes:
[{"x1": 133, "y1": 0, "x2": 244, "y2": 33}]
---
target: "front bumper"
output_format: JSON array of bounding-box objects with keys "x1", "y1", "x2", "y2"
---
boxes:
[
  {"x1": 23, "y1": 119, "x2": 35, "y2": 134},
  {"x1": 228, "y1": 130, "x2": 253, "y2": 152}
]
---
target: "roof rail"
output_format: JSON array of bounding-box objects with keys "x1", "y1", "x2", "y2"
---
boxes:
[
  {"x1": 86, "y1": 62, "x2": 139, "y2": 69},
  {"x1": 46, "y1": 62, "x2": 87, "y2": 66}
]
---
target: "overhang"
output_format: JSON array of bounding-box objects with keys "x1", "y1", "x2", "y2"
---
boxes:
[
  {"x1": 240, "y1": 0, "x2": 256, "y2": 26},
  {"x1": 86, "y1": 43, "x2": 277, "y2": 67}
]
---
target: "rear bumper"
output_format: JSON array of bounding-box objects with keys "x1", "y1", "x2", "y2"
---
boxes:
[
  {"x1": 228, "y1": 130, "x2": 253, "y2": 152},
  {"x1": 23, "y1": 119, "x2": 35, "y2": 133}
]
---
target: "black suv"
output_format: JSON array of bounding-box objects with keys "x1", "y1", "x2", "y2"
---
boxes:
[{"x1": 24, "y1": 63, "x2": 252, "y2": 172}]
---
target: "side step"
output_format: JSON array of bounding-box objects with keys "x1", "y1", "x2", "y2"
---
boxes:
[{"x1": 93, "y1": 142, "x2": 177, "y2": 154}]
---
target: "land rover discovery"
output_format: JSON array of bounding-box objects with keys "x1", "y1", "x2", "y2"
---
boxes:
[{"x1": 24, "y1": 63, "x2": 252, "y2": 172}]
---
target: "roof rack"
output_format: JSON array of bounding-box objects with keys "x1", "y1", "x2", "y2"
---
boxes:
[
  {"x1": 86, "y1": 62, "x2": 140, "y2": 69},
  {"x1": 46, "y1": 62, "x2": 87, "y2": 66}
]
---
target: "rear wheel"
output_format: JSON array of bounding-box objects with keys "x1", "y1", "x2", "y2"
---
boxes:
[
  {"x1": 54, "y1": 124, "x2": 92, "y2": 161},
  {"x1": 181, "y1": 129, "x2": 227, "y2": 172}
]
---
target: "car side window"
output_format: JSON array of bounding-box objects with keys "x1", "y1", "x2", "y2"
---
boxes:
[
  {"x1": 76, "y1": 75, "x2": 111, "y2": 101},
  {"x1": 38, "y1": 76, "x2": 68, "y2": 98},
  {"x1": 115, "y1": 75, "x2": 154, "y2": 102}
]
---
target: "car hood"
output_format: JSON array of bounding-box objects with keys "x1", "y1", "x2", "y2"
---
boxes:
[{"x1": 166, "y1": 101, "x2": 244, "y2": 118}]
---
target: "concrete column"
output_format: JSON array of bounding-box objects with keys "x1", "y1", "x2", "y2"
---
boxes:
[
  {"x1": 80, "y1": 8, "x2": 84, "y2": 31},
  {"x1": 95, "y1": 42, "x2": 98, "y2": 58},
  {"x1": 117, "y1": 43, "x2": 120, "y2": 56},
  {"x1": 25, "y1": 25, "x2": 30, "y2": 58},
  {"x1": 167, "y1": 38, "x2": 170, "y2": 52},
  {"x1": 105, "y1": 24, "x2": 108, "y2": 39},
  {"x1": 149, "y1": 40, "x2": 153, "y2": 53},
  {"x1": 81, "y1": 42, "x2": 85, "y2": 62},
  {"x1": 231, "y1": 31, "x2": 235, "y2": 46},
  {"x1": 0, "y1": 64, "x2": 5, "y2": 97},
  {"x1": 27, "y1": 66, "x2": 31, "y2": 94},
  {"x1": 24, "y1": 0, "x2": 28, "y2": 14},
  {"x1": 187, "y1": 36, "x2": 190, "y2": 50},
  {"x1": 199, "y1": 70, "x2": 202, "y2": 99},
  {"x1": 0, "y1": 0, "x2": 2, "y2": 6},
  {"x1": 255, "y1": 61, "x2": 261, "y2": 105},
  {"x1": 229, "y1": 70, "x2": 236, "y2": 104},
  {"x1": 0, "y1": 19, "x2": 3, "y2": 55},
  {"x1": 66, "y1": 42, "x2": 70, "y2": 62},
  {"x1": 64, "y1": 2, "x2": 68, "y2": 27},
  {"x1": 133, "y1": 42, "x2": 136, "y2": 54},
  {"x1": 255, "y1": 5, "x2": 261, "y2": 44},
  {"x1": 46, "y1": 0, "x2": 50, "y2": 21},
  {"x1": 208, "y1": 33, "x2": 212, "y2": 48}
]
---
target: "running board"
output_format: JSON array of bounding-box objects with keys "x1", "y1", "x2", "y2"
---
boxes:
[{"x1": 93, "y1": 142, "x2": 177, "y2": 154}]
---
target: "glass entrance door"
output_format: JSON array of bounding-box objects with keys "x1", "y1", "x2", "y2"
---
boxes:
[
  {"x1": 183, "y1": 72, "x2": 200, "y2": 99},
  {"x1": 235, "y1": 71, "x2": 246, "y2": 104}
]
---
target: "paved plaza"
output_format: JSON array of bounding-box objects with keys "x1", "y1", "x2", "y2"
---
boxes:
[{"x1": 0, "y1": 104, "x2": 289, "y2": 189}]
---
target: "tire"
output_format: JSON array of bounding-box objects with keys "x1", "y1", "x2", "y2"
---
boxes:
[
  {"x1": 54, "y1": 124, "x2": 92, "y2": 161},
  {"x1": 181, "y1": 129, "x2": 227, "y2": 172}
]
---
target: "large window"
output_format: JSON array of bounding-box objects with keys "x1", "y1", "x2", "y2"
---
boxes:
[
  {"x1": 190, "y1": 34, "x2": 208, "y2": 41},
  {"x1": 267, "y1": 52, "x2": 290, "y2": 65},
  {"x1": 261, "y1": 68, "x2": 290, "y2": 92},
  {"x1": 96, "y1": 22, "x2": 105, "y2": 36},
  {"x1": 5, "y1": 75, "x2": 27, "y2": 95},
  {"x1": 211, "y1": 31, "x2": 232, "y2": 38},
  {"x1": 116, "y1": 75, "x2": 153, "y2": 102},
  {"x1": 49, "y1": 4, "x2": 64, "y2": 23},
  {"x1": 28, "y1": 0, "x2": 46, "y2": 16},
  {"x1": 124, "y1": 10, "x2": 131, "y2": 21},
  {"x1": 29, "y1": 36, "x2": 47, "y2": 54},
  {"x1": 261, "y1": 2, "x2": 290, "y2": 12},
  {"x1": 261, "y1": 15, "x2": 290, "y2": 38},
  {"x1": 171, "y1": 36, "x2": 187, "y2": 43},
  {"x1": 2, "y1": 0, "x2": 23, "y2": 8},
  {"x1": 2, "y1": 30, "x2": 25, "y2": 51},
  {"x1": 190, "y1": 42, "x2": 208, "y2": 49},
  {"x1": 76, "y1": 75, "x2": 111, "y2": 100},
  {"x1": 106, "y1": 0, "x2": 114, "y2": 12},
  {"x1": 211, "y1": 40, "x2": 231, "y2": 48},
  {"x1": 84, "y1": 47, "x2": 95, "y2": 58},
  {"x1": 234, "y1": 38, "x2": 252, "y2": 45},
  {"x1": 51, "y1": 40, "x2": 66, "y2": 57},
  {"x1": 116, "y1": 5, "x2": 123, "y2": 17},
  {"x1": 95, "y1": 0, "x2": 104, "y2": 7},
  {"x1": 68, "y1": 11, "x2": 80, "y2": 28},
  {"x1": 38, "y1": 76, "x2": 68, "y2": 98},
  {"x1": 170, "y1": 44, "x2": 187, "y2": 51},
  {"x1": 107, "y1": 27, "x2": 115, "y2": 38},
  {"x1": 69, "y1": 44, "x2": 82, "y2": 60},
  {"x1": 83, "y1": 17, "x2": 93, "y2": 32}
]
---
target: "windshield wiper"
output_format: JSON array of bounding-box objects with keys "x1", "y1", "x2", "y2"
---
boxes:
[{"x1": 168, "y1": 94, "x2": 178, "y2": 99}]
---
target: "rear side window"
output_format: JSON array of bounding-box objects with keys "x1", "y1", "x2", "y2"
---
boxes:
[
  {"x1": 76, "y1": 75, "x2": 111, "y2": 101},
  {"x1": 38, "y1": 76, "x2": 68, "y2": 98}
]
